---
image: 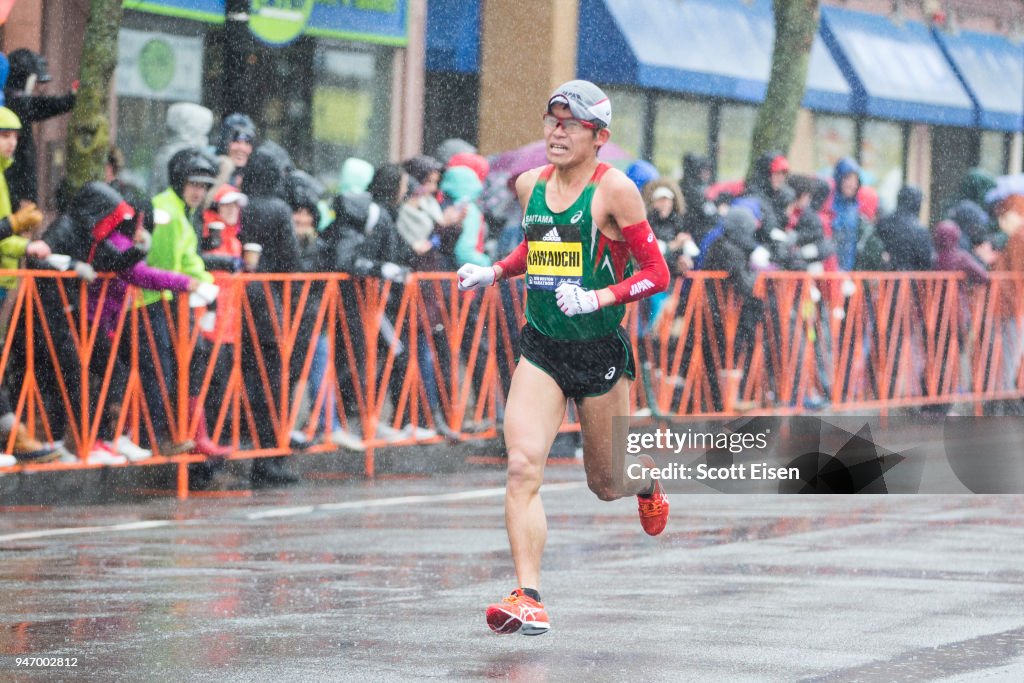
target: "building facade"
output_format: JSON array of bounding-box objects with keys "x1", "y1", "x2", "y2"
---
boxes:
[
  {"x1": 2, "y1": 0, "x2": 427, "y2": 205},
  {"x1": 428, "y1": 0, "x2": 1024, "y2": 218}
]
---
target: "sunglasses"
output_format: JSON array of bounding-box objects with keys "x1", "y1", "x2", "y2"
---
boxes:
[{"x1": 542, "y1": 113, "x2": 597, "y2": 132}]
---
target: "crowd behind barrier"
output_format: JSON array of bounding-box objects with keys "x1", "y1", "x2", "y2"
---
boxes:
[
  {"x1": 2, "y1": 268, "x2": 1023, "y2": 491},
  {"x1": 1, "y1": 80, "x2": 1023, "y2": 495}
]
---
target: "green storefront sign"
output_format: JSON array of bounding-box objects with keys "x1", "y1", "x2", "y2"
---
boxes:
[{"x1": 123, "y1": 0, "x2": 409, "y2": 46}]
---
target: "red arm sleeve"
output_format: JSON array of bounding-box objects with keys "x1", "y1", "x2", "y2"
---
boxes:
[
  {"x1": 495, "y1": 238, "x2": 528, "y2": 280},
  {"x1": 606, "y1": 220, "x2": 670, "y2": 305}
]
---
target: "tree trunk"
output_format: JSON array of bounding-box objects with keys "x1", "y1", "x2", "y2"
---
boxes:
[
  {"x1": 64, "y1": 0, "x2": 124, "y2": 196},
  {"x1": 747, "y1": 0, "x2": 819, "y2": 183}
]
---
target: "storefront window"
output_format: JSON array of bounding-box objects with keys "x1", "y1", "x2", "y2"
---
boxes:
[
  {"x1": 812, "y1": 114, "x2": 855, "y2": 178},
  {"x1": 603, "y1": 87, "x2": 644, "y2": 162},
  {"x1": 115, "y1": 15, "x2": 209, "y2": 193},
  {"x1": 978, "y1": 131, "x2": 1008, "y2": 176},
  {"x1": 717, "y1": 104, "x2": 757, "y2": 182},
  {"x1": 312, "y1": 44, "x2": 392, "y2": 187},
  {"x1": 653, "y1": 97, "x2": 709, "y2": 180},
  {"x1": 860, "y1": 120, "x2": 904, "y2": 215}
]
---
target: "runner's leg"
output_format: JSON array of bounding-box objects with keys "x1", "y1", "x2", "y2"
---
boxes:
[{"x1": 503, "y1": 360, "x2": 566, "y2": 591}]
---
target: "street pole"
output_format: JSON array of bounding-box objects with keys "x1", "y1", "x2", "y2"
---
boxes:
[{"x1": 224, "y1": 0, "x2": 252, "y2": 117}]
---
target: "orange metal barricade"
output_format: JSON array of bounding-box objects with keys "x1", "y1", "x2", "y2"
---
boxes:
[{"x1": 2, "y1": 268, "x2": 1024, "y2": 494}]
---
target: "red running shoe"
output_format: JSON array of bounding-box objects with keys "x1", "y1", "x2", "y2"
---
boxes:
[
  {"x1": 637, "y1": 456, "x2": 669, "y2": 536},
  {"x1": 486, "y1": 588, "x2": 550, "y2": 635}
]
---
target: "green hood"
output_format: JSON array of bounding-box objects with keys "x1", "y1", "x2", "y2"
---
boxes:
[
  {"x1": 339, "y1": 157, "x2": 375, "y2": 194},
  {"x1": 440, "y1": 166, "x2": 482, "y2": 202}
]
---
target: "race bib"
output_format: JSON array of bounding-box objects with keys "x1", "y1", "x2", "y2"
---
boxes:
[{"x1": 525, "y1": 224, "x2": 583, "y2": 291}]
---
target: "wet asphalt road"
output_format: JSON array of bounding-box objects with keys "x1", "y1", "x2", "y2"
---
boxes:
[{"x1": 1, "y1": 465, "x2": 1023, "y2": 682}]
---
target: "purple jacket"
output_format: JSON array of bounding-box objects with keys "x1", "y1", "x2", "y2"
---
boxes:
[{"x1": 88, "y1": 232, "x2": 192, "y2": 335}]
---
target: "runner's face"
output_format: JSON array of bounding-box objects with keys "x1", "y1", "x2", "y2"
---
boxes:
[{"x1": 545, "y1": 103, "x2": 603, "y2": 166}]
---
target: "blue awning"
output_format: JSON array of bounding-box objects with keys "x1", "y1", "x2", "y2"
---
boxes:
[
  {"x1": 577, "y1": 0, "x2": 852, "y2": 113},
  {"x1": 932, "y1": 28, "x2": 1023, "y2": 132},
  {"x1": 425, "y1": 0, "x2": 479, "y2": 73},
  {"x1": 819, "y1": 7, "x2": 974, "y2": 126}
]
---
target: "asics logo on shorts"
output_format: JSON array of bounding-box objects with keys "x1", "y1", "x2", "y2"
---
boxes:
[
  {"x1": 605, "y1": 366, "x2": 616, "y2": 380},
  {"x1": 541, "y1": 228, "x2": 561, "y2": 242}
]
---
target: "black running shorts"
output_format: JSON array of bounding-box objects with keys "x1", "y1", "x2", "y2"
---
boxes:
[{"x1": 518, "y1": 324, "x2": 636, "y2": 400}]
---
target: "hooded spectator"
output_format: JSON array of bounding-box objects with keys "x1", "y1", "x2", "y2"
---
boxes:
[
  {"x1": 434, "y1": 138, "x2": 477, "y2": 165},
  {"x1": 447, "y1": 152, "x2": 490, "y2": 184},
  {"x1": 680, "y1": 153, "x2": 716, "y2": 241},
  {"x1": 150, "y1": 103, "x2": 215, "y2": 195},
  {"x1": 440, "y1": 165, "x2": 489, "y2": 268},
  {"x1": 877, "y1": 186, "x2": 933, "y2": 271},
  {"x1": 626, "y1": 160, "x2": 659, "y2": 193},
  {"x1": 947, "y1": 199, "x2": 993, "y2": 251},
  {"x1": 959, "y1": 167, "x2": 998, "y2": 209},
  {"x1": 210, "y1": 112, "x2": 256, "y2": 202},
  {"x1": 368, "y1": 163, "x2": 407, "y2": 223},
  {"x1": 3, "y1": 48, "x2": 76, "y2": 207},
  {"x1": 338, "y1": 157, "x2": 374, "y2": 194},
  {"x1": 239, "y1": 148, "x2": 303, "y2": 485},
  {"x1": 744, "y1": 150, "x2": 789, "y2": 235}
]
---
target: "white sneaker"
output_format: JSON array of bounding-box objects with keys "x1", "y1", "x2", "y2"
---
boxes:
[
  {"x1": 374, "y1": 423, "x2": 406, "y2": 443},
  {"x1": 402, "y1": 424, "x2": 437, "y2": 441},
  {"x1": 329, "y1": 428, "x2": 365, "y2": 452},
  {"x1": 85, "y1": 443, "x2": 127, "y2": 466},
  {"x1": 53, "y1": 441, "x2": 79, "y2": 464},
  {"x1": 0, "y1": 453, "x2": 16, "y2": 468},
  {"x1": 114, "y1": 436, "x2": 152, "y2": 462}
]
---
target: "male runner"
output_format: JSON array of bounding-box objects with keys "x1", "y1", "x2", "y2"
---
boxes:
[{"x1": 457, "y1": 80, "x2": 671, "y2": 635}]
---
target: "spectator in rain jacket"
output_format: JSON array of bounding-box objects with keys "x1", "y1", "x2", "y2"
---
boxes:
[
  {"x1": 3, "y1": 49, "x2": 76, "y2": 207},
  {"x1": 239, "y1": 148, "x2": 303, "y2": 485},
  {"x1": 440, "y1": 165, "x2": 490, "y2": 267},
  {"x1": 680, "y1": 153, "x2": 716, "y2": 241},
  {"x1": 150, "y1": 103, "x2": 215, "y2": 195},
  {"x1": 877, "y1": 186, "x2": 933, "y2": 271},
  {"x1": 743, "y1": 150, "x2": 790, "y2": 236}
]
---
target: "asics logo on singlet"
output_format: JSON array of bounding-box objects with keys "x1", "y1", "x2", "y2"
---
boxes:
[
  {"x1": 541, "y1": 228, "x2": 561, "y2": 242},
  {"x1": 605, "y1": 367, "x2": 616, "y2": 380},
  {"x1": 525, "y1": 214, "x2": 554, "y2": 225},
  {"x1": 629, "y1": 279, "x2": 655, "y2": 297},
  {"x1": 570, "y1": 210, "x2": 584, "y2": 224}
]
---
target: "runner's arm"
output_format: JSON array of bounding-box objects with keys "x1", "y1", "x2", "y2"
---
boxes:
[{"x1": 593, "y1": 172, "x2": 669, "y2": 307}]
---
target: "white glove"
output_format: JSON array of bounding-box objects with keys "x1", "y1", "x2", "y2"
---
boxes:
[
  {"x1": 749, "y1": 246, "x2": 771, "y2": 270},
  {"x1": 683, "y1": 239, "x2": 701, "y2": 258},
  {"x1": 555, "y1": 281, "x2": 600, "y2": 317},
  {"x1": 72, "y1": 261, "x2": 97, "y2": 283},
  {"x1": 841, "y1": 277, "x2": 857, "y2": 298},
  {"x1": 457, "y1": 263, "x2": 495, "y2": 291},
  {"x1": 134, "y1": 229, "x2": 152, "y2": 254},
  {"x1": 769, "y1": 228, "x2": 789, "y2": 243},
  {"x1": 46, "y1": 254, "x2": 72, "y2": 271},
  {"x1": 380, "y1": 262, "x2": 408, "y2": 283},
  {"x1": 800, "y1": 243, "x2": 819, "y2": 260},
  {"x1": 807, "y1": 261, "x2": 825, "y2": 276},
  {"x1": 189, "y1": 282, "x2": 220, "y2": 308},
  {"x1": 809, "y1": 285, "x2": 822, "y2": 303}
]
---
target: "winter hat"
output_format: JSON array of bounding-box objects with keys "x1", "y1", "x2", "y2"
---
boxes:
[
  {"x1": 447, "y1": 152, "x2": 489, "y2": 183},
  {"x1": 213, "y1": 184, "x2": 248, "y2": 208},
  {"x1": 0, "y1": 106, "x2": 21, "y2": 131},
  {"x1": 626, "y1": 160, "x2": 659, "y2": 192},
  {"x1": 435, "y1": 138, "x2": 477, "y2": 164}
]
